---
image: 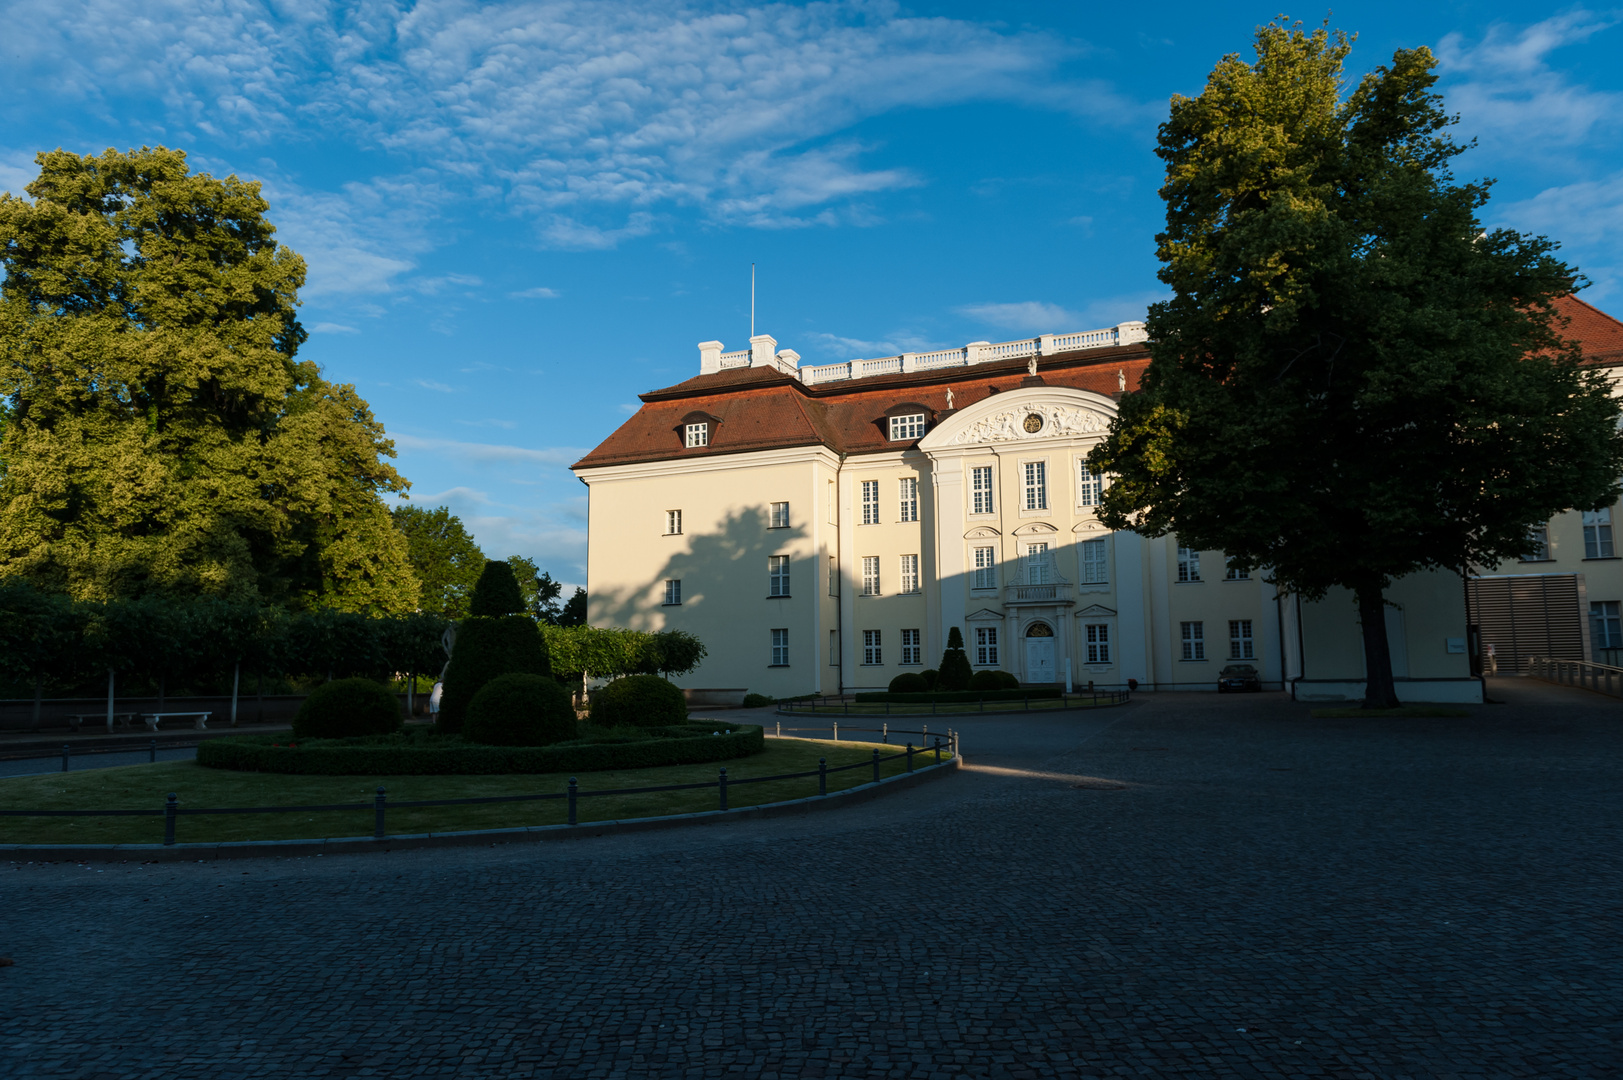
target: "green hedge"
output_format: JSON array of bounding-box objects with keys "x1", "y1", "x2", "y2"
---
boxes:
[
  {"x1": 197, "y1": 723, "x2": 764, "y2": 775},
  {"x1": 853, "y1": 688, "x2": 1064, "y2": 704}
]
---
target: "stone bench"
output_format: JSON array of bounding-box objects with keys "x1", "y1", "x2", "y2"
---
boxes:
[
  {"x1": 67, "y1": 713, "x2": 140, "y2": 733},
  {"x1": 142, "y1": 712, "x2": 211, "y2": 732}
]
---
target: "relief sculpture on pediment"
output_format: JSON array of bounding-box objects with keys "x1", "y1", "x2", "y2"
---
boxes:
[{"x1": 949, "y1": 404, "x2": 1108, "y2": 445}]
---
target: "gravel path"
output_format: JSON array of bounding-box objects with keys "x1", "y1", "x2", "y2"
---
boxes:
[{"x1": 2, "y1": 680, "x2": 1618, "y2": 1078}]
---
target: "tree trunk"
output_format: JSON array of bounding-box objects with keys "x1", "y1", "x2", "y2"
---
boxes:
[
  {"x1": 407, "y1": 668, "x2": 415, "y2": 718},
  {"x1": 256, "y1": 670, "x2": 265, "y2": 723},
  {"x1": 31, "y1": 673, "x2": 43, "y2": 732},
  {"x1": 231, "y1": 659, "x2": 240, "y2": 727},
  {"x1": 1356, "y1": 581, "x2": 1401, "y2": 709},
  {"x1": 106, "y1": 667, "x2": 116, "y2": 732}
]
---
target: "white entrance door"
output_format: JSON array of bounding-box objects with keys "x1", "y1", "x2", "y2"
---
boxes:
[{"x1": 1026, "y1": 637, "x2": 1056, "y2": 683}]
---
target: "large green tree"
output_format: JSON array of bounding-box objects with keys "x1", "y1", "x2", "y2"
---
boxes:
[
  {"x1": 392, "y1": 504, "x2": 485, "y2": 618},
  {"x1": 0, "y1": 146, "x2": 418, "y2": 611},
  {"x1": 1089, "y1": 24, "x2": 1623, "y2": 708}
]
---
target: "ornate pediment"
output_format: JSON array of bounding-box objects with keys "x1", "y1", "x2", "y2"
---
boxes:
[
  {"x1": 1072, "y1": 520, "x2": 1109, "y2": 534},
  {"x1": 947, "y1": 402, "x2": 1109, "y2": 445},
  {"x1": 1075, "y1": 604, "x2": 1117, "y2": 618},
  {"x1": 964, "y1": 526, "x2": 1002, "y2": 540},
  {"x1": 965, "y1": 607, "x2": 1005, "y2": 622},
  {"x1": 1012, "y1": 521, "x2": 1058, "y2": 536}
]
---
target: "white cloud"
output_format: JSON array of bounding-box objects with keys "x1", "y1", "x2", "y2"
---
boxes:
[
  {"x1": 0, "y1": 150, "x2": 37, "y2": 198},
  {"x1": 413, "y1": 379, "x2": 458, "y2": 393},
  {"x1": 804, "y1": 330, "x2": 945, "y2": 358},
  {"x1": 310, "y1": 321, "x2": 359, "y2": 334},
  {"x1": 1499, "y1": 170, "x2": 1623, "y2": 242},
  {"x1": 0, "y1": 0, "x2": 1120, "y2": 253},
  {"x1": 401, "y1": 486, "x2": 588, "y2": 580},
  {"x1": 957, "y1": 301, "x2": 1081, "y2": 334},
  {"x1": 1439, "y1": 12, "x2": 1623, "y2": 149},
  {"x1": 392, "y1": 434, "x2": 587, "y2": 465},
  {"x1": 510, "y1": 286, "x2": 560, "y2": 299}
]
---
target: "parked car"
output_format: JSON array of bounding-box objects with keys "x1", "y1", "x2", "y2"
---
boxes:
[{"x1": 1217, "y1": 664, "x2": 1261, "y2": 693}]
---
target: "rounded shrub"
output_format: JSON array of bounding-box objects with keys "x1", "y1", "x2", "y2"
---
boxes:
[
  {"x1": 920, "y1": 669, "x2": 939, "y2": 690},
  {"x1": 439, "y1": 616, "x2": 552, "y2": 733},
  {"x1": 463, "y1": 673, "x2": 578, "y2": 747},
  {"x1": 590, "y1": 674, "x2": 687, "y2": 729},
  {"x1": 742, "y1": 693, "x2": 775, "y2": 708},
  {"x1": 292, "y1": 678, "x2": 404, "y2": 739},
  {"x1": 995, "y1": 670, "x2": 1021, "y2": 690},
  {"x1": 969, "y1": 669, "x2": 1003, "y2": 691},
  {"x1": 889, "y1": 672, "x2": 928, "y2": 693}
]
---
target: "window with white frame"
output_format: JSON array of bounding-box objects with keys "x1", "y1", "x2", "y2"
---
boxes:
[
  {"x1": 861, "y1": 556, "x2": 881, "y2": 596},
  {"x1": 972, "y1": 546, "x2": 997, "y2": 590},
  {"x1": 1023, "y1": 461, "x2": 1048, "y2": 511},
  {"x1": 828, "y1": 556, "x2": 838, "y2": 596},
  {"x1": 1177, "y1": 545, "x2": 1201, "y2": 582},
  {"x1": 888, "y1": 413, "x2": 926, "y2": 440},
  {"x1": 769, "y1": 555, "x2": 790, "y2": 597},
  {"x1": 684, "y1": 423, "x2": 708, "y2": 448},
  {"x1": 863, "y1": 629, "x2": 882, "y2": 665},
  {"x1": 770, "y1": 628, "x2": 789, "y2": 666},
  {"x1": 1585, "y1": 509, "x2": 1615, "y2": 558},
  {"x1": 899, "y1": 554, "x2": 920, "y2": 594},
  {"x1": 861, "y1": 480, "x2": 879, "y2": 525},
  {"x1": 1181, "y1": 621, "x2": 1205, "y2": 660},
  {"x1": 1592, "y1": 602, "x2": 1622, "y2": 649},
  {"x1": 1224, "y1": 558, "x2": 1250, "y2": 580},
  {"x1": 900, "y1": 629, "x2": 921, "y2": 666},
  {"x1": 1077, "y1": 463, "x2": 1102, "y2": 507},
  {"x1": 1024, "y1": 542, "x2": 1051, "y2": 585},
  {"x1": 971, "y1": 466, "x2": 994, "y2": 514},
  {"x1": 1229, "y1": 619, "x2": 1254, "y2": 660},
  {"x1": 829, "y1": 629, "x2": 839, "y2": 665},
  {"x1": 665, "y1": 509, "x2": 682, "y2": 535},
  {"x1": 1082, "y1": 538, "x2": 1107, "y2": 584},
  {"x1": 975, "y1": 626, "x2": 999, "y2": 666},
  {"x1": 769, "y1": 501, "x2": 789, "y2": 528},
  {"x1": 899, "y1": 477, "x2": 918, "y2": 522},
  {"x1": 1522, "y1": 524, "x2": 1550, "y2": 561},
  {"x1": 663, "y1": 579, "x2": 681, "y2": 606},
  {"x1": 1085, "y1": 623, "x2": 1110, "y2": 663}
]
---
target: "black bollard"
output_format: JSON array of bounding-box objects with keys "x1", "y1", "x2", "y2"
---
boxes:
[
  {"x1": 872, "y1": 748, "x2": 881, "y2": 784},
  {"x1": 61, "y1": 744, "x2": 69, "y2": 773},
  {"x1": 164, "y1": 793, "x2": 178, "y2": 846},
  {"x1": 567, "y1": 776, "x2": 578, "y2": 826},
  {"x1": 374, "y1": 787, "x2": 387, "y2": 840},
  {"x1": 719, "y1": 767, "x2": 728, "y2": 811},
  {"x1": 149, "y1": 738, "x2": 157, "y2": 764},
  {"x1": 818, "y1": 757, "x2": 827, "y2": 796},
  {"x1": 906, "y1": 743, "x2": 914, "y2": 773}
]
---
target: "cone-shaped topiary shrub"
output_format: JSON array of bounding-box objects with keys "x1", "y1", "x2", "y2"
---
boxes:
[
  {"x1": 889, "y1": 672, "x2": 928, "y2": 693},
  {"x1": 937, "y1": 627, "x2": 973, "y2": 690},
  {"x1": 589, "y1": 674, "x2": 687, "y2": 728},
  {"x1": 293, "y1": 678, "x2": 404, "y2": 739},
  {"x1": 439, "y1": 617, "x2": 552, "y2": 733},
  {"x1": 468, "y1": 560, "x2": 526, "y2": 616},
  {"x1": 463, "y1": 673, "x2": 578, "y2": 747}
]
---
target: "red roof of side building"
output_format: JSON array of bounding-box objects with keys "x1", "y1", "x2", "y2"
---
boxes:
[
  {"x1": 572, "y1": 342, "x2": 1153, "y2": 470},
  {"x1": 1556, "y1": 294, "x2": 1623, "y2": 364}
]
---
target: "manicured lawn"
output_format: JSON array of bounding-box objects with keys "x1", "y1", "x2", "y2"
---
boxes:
[{"x1": 0, "y1": 738, "x2": 952, "y2": 845}]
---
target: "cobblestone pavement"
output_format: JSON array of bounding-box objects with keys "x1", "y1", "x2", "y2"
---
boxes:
[{"x1": 3, "y1": 681, "x2": 1619, "y2": 1078}]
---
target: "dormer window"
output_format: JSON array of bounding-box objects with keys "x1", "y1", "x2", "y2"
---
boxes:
[
  {"x1": 684, "y1": 422, "x2": 709, "y2": 448},
  {"x1": 888, "y1": 413, "x2": 926, "y2": 441}
]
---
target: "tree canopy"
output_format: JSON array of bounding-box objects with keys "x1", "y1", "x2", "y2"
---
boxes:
[
  {"x1": 392, "y1": 504, "x2": 485, "y2": 619},
  {"x1": 1088, "y1": 24, "x2": 1623, "y2": 706},
  {"x1": 0, "y1": 146, "x2": 418, "y2": 612}
]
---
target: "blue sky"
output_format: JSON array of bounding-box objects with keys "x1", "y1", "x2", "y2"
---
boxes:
[{"x1": 4, "y1": 2, "x2": 1620, "y2": 589}]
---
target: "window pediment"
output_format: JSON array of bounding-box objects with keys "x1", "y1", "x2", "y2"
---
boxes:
[
  {"x1": 965, "y1": 608, "x2": 1005, "y2": 622},
  {"x1": 964, "y1": 526, "x2": 1002, "y2": 540},
  {"x1": 1012, "y1": 521, "x2": 1058, "y2": 536}
]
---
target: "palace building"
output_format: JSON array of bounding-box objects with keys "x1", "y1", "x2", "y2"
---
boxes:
[{"x1": 571, "y1": 305, "x2": 1623, "y2": 703}]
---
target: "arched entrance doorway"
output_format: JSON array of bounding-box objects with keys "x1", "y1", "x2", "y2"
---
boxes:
[{"x1": 1025, "y1": 621, "x2": 1056, "y2": 683}]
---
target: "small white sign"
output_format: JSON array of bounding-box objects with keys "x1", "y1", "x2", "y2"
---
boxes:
[{"x1": 1445, "y1": 637, "x2": 1466, "y2": 654}]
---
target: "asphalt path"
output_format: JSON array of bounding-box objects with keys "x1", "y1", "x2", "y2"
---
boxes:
[{"x1": 1, "y1": 680, "x2": 1618, "y2": 1078}]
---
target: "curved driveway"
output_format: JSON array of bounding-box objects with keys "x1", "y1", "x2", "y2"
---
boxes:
[{"x1": 3, "y1": 681, "x2": 1619, "y2": 1078}]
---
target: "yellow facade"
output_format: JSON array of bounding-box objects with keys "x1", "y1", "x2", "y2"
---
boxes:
[{"x1": 578, "y1": 380, "x2": 1480, "y2": 702}]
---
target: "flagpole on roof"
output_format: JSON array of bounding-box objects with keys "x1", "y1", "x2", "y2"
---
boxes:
[{"x1": 751, "y1": 262, "x2": 756, "y2": 338}]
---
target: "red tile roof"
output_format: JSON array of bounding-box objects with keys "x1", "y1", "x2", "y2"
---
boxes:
[
  {"x1": 1557, "y1": 294, "x2": 1623, "y2": 364},
  {"x1": 573, "y1": 343, "x2": 1152, "y2": 470},
  {"x1": 575, "y1": 295, "x2": 1623, "y2": 471}
]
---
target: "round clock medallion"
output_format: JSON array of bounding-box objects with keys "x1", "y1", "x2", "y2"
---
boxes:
[{"x1": 1023, "y1": 412, "x2": 1044, "y2": 434}]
